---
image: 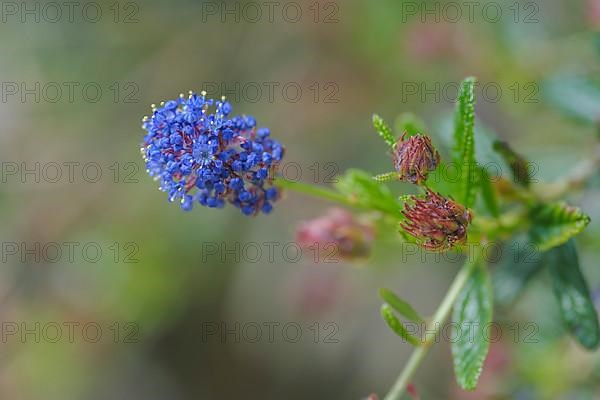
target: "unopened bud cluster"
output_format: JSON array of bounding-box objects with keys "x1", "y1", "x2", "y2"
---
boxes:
[
  {"x1": 393, "y1": 133, "x2": 440, "y2": 184},
  {"x1": 401, "y1": 190, "x2": 472, "y2": 251},
  {"x1": 388, "y1": 132, "x2": 471, "y2": 250}
]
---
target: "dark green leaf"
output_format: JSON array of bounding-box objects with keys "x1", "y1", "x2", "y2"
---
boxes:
[
  {"x1": 380, "y1": 304, "x2": 421, "y2": 346},
  {"x1": 373, "y1": 114, "x2": 396, "y2": 148},
  {"x1": 493, "y1": 235, "x2": 544, "y2": 306},
  {"x1": 548, "y1": 240, "x2": 600, "y2": 350},
  {"x1": 379, "y1": 288, "x2": 424, "y2": 323},
  {"x1": 478, "y1": 167, "x2": 499, "y2": 217},
  {"x1": 335, "y1": 169, "x2": 402, "y2": 217},
  {"x1": 452, "y1": 262, "x2": 493, "y2": 390},
  {"x1": 492, "y1": 141, "x2": 531, "y2": 187},
  {"x1": 530, "y1": 202, "x2": 591, "y2": 251},
  {"x1": 452, "y1": 77, "x2": 478, "y2": 208}
]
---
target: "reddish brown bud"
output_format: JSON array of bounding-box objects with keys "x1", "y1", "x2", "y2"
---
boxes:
[
  {"x1": 393, "y1": 133, "x2": 440, "y2": 185},
  {"x1": 400, "y1": 190, "x2": 472, "y2": 251},
  {"x1": 296, "y1": 208, "x2": 375, "y2": 261}
]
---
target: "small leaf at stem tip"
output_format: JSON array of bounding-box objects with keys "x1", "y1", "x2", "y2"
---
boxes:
[
  {"x1": 373, "y1": 114, "x2": 396, "y2": 148},
  {"x1": 379, "y1": 288, "x2": 424, "y2": 323},
  {"x1": 380, "y1": 304, "x2": 421, "y2": 346},
  {"x1": 373, "y1": 172, "x2": 399, "y2": 182}
]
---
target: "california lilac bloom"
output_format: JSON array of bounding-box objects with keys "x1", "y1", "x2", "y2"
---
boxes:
[{"x1": 141, "y1": 91, "x2": 285, "y2": 215}]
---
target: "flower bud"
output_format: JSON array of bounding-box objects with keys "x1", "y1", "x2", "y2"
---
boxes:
[
  {"x1": 400, "y1": 190, "x2": 471, "y2": 251},
  {"x1": 296, "y1": 208, "x2": 375, "y2": 261},
  {"x1": 393, "y1": 133, "x2": 440, "y2": 185}
]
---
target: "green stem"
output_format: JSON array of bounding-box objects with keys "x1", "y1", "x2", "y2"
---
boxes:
[
  {"x1": 383, "y1": 254, "x2": 480, "y2": 400},
  {"x1": 276, "y1": 178, "x2": 356, "y2": 207}
]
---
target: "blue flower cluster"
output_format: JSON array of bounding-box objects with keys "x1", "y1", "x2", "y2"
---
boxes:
[{"x1": 141, "y1": 91, "x2": 285, "y2": 215}]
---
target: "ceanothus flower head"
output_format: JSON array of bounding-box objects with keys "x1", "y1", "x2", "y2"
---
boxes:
[{"x1": 141, "y1": 91, "x2": 285, "y2": 215}]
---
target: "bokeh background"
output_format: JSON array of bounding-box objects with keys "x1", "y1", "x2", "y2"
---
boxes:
[{"x1": 1, "y1": 0, "x2": 600, "y2": 398}]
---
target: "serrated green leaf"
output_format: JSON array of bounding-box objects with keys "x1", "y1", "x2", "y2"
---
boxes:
[
  {"x1": 452, "y1": 77, "x2": 478, "y2": 208},
  {"x1": 373, "y1": 114, "x2": 396, "y2": 147},
  {"x1": 530, "y1": 203, "x2": 591, "y2": 251},
  {"x1": 394, "y1": 112, "x2": 427, "y2": 137},
  {"x1": 436, "y1": 117, "x2": 512, "y2": 185},
  {"x1": 452, "y1": 261, "x2": 493, "y2": 390},
  {"x1": 548, "y1": 240, "x2": 600, "y2": 350},
  {"x1": 379, "y1": 288, "x2": 424, "y2": 323},
  {"x1": 380, "y1": 304, "x2": 421, "y2": 346},
  {"x1": 493, "y1": 235, "x2": 544, "y2": 306},
  {"x1": 335, "y1": 169, "x2": 402, "y2": 217},
  {"x1": 373, "y1": 171, "x2": 398, "y2": 182}
]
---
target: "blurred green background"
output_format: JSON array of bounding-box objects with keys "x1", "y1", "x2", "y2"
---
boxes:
[{"x1": 1, "y1": 0, "x2": 600, "y2": 398}]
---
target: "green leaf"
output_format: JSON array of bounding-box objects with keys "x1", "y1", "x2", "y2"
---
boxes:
[
  {"x1": 394, "y1": 112, "x2": 427, "y2": 137},
  {"x1": 548, "y1": 240, "x2": 600, "y2": 350},
  {"x1": 380, "y1": 304, "x2": 421, "y2": 346},
  {"x1": 530, "y1": 202, "x2": 591, "y2": 252},
  {"x1": 493, "y1": 235, "x2": 544, "y2": 306},
  {"x1": 373, "y1": 114, "x2": 396, "y2": 147},
  {"x1": 436, "y1": 117, "x2": 512, "y2": 187},
  {"x1": 492, "y1": 141, "x2": 531, "y2": 187},
  {"x1": 478, "y1": 167, "x2": 499, "y2": 218},
  {"x1": 335, "y1": 169, "x2": 402, "y2": 217},
  {"x1": 452, "y1": 77, "x2": 478, "y2": 208},
  {"x1": 379, "y1": 288, "x2": 424, "y2": 323},
  {"x1": 452, "y1": 261, "x2": 493, "y2": 390}
]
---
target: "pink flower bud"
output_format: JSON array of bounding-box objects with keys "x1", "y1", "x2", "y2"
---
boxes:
[
  {"x1": 393, "y1": 133, "x2": 440, "y2": 185},
  {"x1": 296, "y1": 208, "x2": 375, "y2": 261},
  {"x1": 401, "y1": 190, "x2": 471, "y2": 251}
]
